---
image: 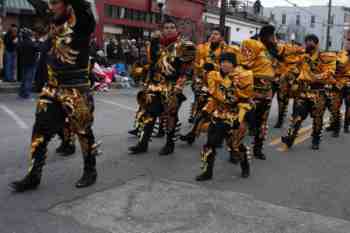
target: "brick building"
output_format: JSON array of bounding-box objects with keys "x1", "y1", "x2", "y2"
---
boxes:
[{"x1": 95, "y1": 0, "x2": 205, "y2": 45}]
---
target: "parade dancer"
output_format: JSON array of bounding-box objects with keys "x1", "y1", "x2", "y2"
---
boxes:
[
  {"x1": 195, "y1": 53, "x2": 253, "y2": 181},
  {"x1": 180, "y1": 28, "x2": 240, "y2": 145},
  {"x1": 324, "y1": 51, "x2": 344, "y2": 138},
  {"x1": 273, "y1": 41, "x2": 305, "y2": 128},
  {"x1": 336, "y1": 50, "x2": 350, "y2": 133},
  {"x1": 281, "y1": 34, "x2": 337, "y2": 150},
  {"x1": 10, "y1": 0, "x2": 98, "y2": 192},
  {"x1": 240, "y1": 25, "x2": 278, "y2": 160},
  {"x1": 129, "y1": 19, "x2": 196, "y2": 155}
]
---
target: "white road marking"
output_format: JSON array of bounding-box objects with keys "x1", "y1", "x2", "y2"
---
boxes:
[
  {"x1": 0, "y1": 104, "x2": 29, "y2": 130},
  {"x1": 97, "y1": 99, "x2": 136, "y2": 112}
]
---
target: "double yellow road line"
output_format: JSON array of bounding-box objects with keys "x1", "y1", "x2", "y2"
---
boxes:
[{"x1": 269, "y1": 121, "x2": 330, "y2": 152}]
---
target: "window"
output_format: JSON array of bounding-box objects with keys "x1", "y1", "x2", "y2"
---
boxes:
[
  {"x1": 270, "y1": 13, "x2": 275, "y2": 21},
  {"x1": 104, "y1": 5, "x2": 113, "y2": 18},
  {"x1": 145, "y1": 12, "x2": 151, "y2": 23},
  {"x1": 296, "y1": 15, "x2": 300, "y2": 25},
  {"x1": 112, "y1": 6, "x2": 120, "y2": 18},
  {"x1": 282, "y1": 14, "x2": 286, "y2": 25},
  {"x1": 236, "y1": 27, "x2": 240, "y2": 32},
  {"x1": 104, "y1": 4, "x2": 158, "y2": 23},
  {"x1": 120, "y1": 8, "x2": 125, "y2": 19},
  {"x1": 311, "y1": 15, "x2": 315, "y2": 28}
]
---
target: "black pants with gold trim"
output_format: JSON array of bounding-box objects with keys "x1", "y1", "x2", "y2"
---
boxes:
[
  {"x1": 29, "y1": 86, "x2": 96, "y2": 175},
  {"x1": 286, "y1": 92, "x2": 326, "y2": 146},
  {"x1": 276, "y1": 77, "x2": 296, "y2": 126},
  {"x1": 134, "y1": 90, "x2": 185, "y2": 149},
  {"x1": 252, "y1": 97, "x2": 272, "y2": 153},
  {"x1": 343, "y1": 86, "x2": 350, "y2": 129},
  {"x1": 199, "y1": 120, "x2": 247, "y2": 175},
  {"x1": 326, "y1": 88, "x2": 343, "y2": 134}
]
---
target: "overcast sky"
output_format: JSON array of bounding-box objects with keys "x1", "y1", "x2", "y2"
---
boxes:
[{"x1": 261, "y1": 0, "x2": 350, "y2": 7}]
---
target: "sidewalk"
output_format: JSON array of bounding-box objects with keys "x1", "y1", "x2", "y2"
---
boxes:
[{"x1": 0, "y1": 81, "x2": 126, "y2": 94}]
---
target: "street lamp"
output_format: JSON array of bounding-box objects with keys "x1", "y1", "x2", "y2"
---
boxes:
[{"x1": 156, "y1": 0, "x2": 166, "y2": 23}]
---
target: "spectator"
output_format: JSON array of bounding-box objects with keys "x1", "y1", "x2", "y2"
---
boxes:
[
  {"x1": 18, "y1": 28, "x2": 40, "y2": 99},
  {"x1": 3, "y1": 24, "x2": 18, "y2": 82},
  {"x1": 34, "y1": 38, "x2": 50, "y2": 93},
  {"x1": 121, "y1": 39, "x2": 131, "y2": 69},
  {"x1": 106, "y1": 38, "x2": 117, "y2": 64},
  {"x1": 0, "y1": 17, "x2": 3, "y2": 75},
  {"x1": 89, "y1": 36, "x2": 99, "y2": 58},
  {"x1": 115, "y1": 39, "x2": 124, "y2": 64},
  {"x1": 0, "y1": 34, "x2": 4, "y2": 77},
  {"x1": 139, "y1": 41, "x2": 148, "y2": 66},
  {"x1": 130, "y1": 39, "x2": 139, "y2": 63}
]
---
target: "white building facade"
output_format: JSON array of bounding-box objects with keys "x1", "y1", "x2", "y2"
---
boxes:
[
  {"x1": 264, "y1": 6, "x2": 350, "y2": 51},
  {"x1": 203, "y1": 12, "x2": 264, "y2": 44}
]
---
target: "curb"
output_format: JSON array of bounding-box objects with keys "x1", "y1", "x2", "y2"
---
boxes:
[{"x1": 0, "y1": 82, "x2": 125, "y2": 94}]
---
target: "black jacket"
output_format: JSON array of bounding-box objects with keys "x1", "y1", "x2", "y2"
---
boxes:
[
  {"x1": 18, "y1": 36, "x2": 40, "y2": 66},
  {"x1": 4, "y1": 32, "x2": 17, "y2": 52}
]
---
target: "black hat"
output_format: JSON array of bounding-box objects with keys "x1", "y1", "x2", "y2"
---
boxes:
[
  {"x1": 220, "y1": 52, "x2": 237, "y2": 65},
  {"x1": 304, "y1": 34, "x2": 319, "y2": 44},
  {"x1": 259, "y1": 25, "x2": 275, "y2": 39}
]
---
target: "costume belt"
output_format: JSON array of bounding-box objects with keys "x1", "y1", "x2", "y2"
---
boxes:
[{"x1": 48, "y1": 66, "x2": 90, "y2": 88}]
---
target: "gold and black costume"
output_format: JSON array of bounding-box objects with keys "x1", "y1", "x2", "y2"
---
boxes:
[
  {"x1": 273, "y1": 42, "x2": 305, "y2": 128},
  {"x1": 337, "y1": 50, "x2": 350, "y2": 133},
  {"x1": 282, "y1": 50, "x2": 337, "y2": 149},
  {"x1": 180, "y1": 41, "x2": 240, "y2": 145},
  {"x1": 10, "y1": 0, "x2": 98, "y2": 192},
  {"x1": 324, "y1": 51, "x2": 345, "y2": 137},
  {"x1": 129, "y1": 34, "x2": 196, "y2": 155},
  {"x1": 195, "y1": 62, "x2": 254, "y2": 181},
  {"x1": 240, "y1": 38, "x2": 275, "y2": 159}
]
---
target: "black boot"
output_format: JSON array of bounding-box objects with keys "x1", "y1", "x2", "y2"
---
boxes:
[
  {"x1": 311, "y1": 137, "x2": 320, "y2": 150},
  {"x1": 274, "y1": 120, "x2": 283, "y2": 129},
  {"x1": 154, "y1": 127, "x2": 165, "y2": 138},
  {"x1": 345, "y1": 125, "x2": 350, "y2": 134},
  {"x1": 282, "y1": 120, "x2": 301, "y2": 149},
  {"x1": 10, "y1": 173, "x2": 41, "y2": 192},
  {"x1": 281, "y1": 135, "x2": 295, "y2": 148},
  {"x1": 10, "y1": 163, "x2": 43, "y2": 192},
  {"x1": 240, "y1": 153, "x2": 250, "y2": 178},
  {"x1": 76, "y1": 155, "x2": 97, "y2": 188},
  {"x1": 229, "y1": 151, "x2": 239, "y2": 165},
  {"x1": 253, "y1": 141, "x2": 266, "y2": 160},
  {"x1": 179, "y1": 132, "x2": 196, "y2": 145},
  {"x1": 56, "y1": 142, "x2": 76, "y2": 157},
  {"x1": 129, "y1": 122, "x2": 154, "y2": 155},
  {"x1": 159, "y1": 139, "x2": 175, "y2": 156},
  {"x1": 325, "y1": 124, "x2": 334, "y2": 132},
  {"x1": 254, "y1": 149, "x2": 266, "y2": 160},
  {"x1": 196, "y1": 148, "x2": 215, "y2": 181}
]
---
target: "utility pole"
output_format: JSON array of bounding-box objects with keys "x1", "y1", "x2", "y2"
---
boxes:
[
  {"x1": 326, "y1": 0, "x2": 332, "y2": 50},
  {"x1": 219, "y1": 0, "x2": 227, "y2": 37}
]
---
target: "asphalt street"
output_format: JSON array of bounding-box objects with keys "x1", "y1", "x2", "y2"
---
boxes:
[{"x1": 1, "y1": 87, "x2": 350, "y2": 233}]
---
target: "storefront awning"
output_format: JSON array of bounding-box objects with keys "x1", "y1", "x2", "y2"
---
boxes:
[{"x1": 3, "y1": 0, "x2": 97, "y2": 18}]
